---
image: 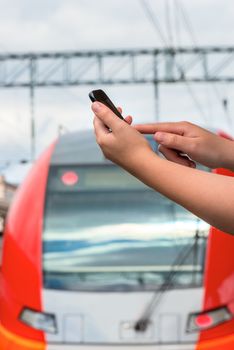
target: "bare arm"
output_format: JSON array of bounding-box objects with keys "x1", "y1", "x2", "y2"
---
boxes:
[
  {"x1": 134, "y1": 121, "x2": 234, "y2": 171},
  {"x1": 128, "y1": 152, "x2": 234, "y2": 234},
  {"x1": 92, "y1": 102, "x2": 234, "y2": 235}
]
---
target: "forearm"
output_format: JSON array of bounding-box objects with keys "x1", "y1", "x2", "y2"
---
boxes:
[
  {"x1": 128, "y1": 150, "x2": 234, "y2": 234},
  {"x1": 92, "y1": 103, "x2": 234, "y2": 233}
]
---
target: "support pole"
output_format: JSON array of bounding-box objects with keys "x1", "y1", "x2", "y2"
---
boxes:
[
  {"x1": 153, "y1": 52, "x2": 159, "y2": 122},
  {"x1": 154, "y1": 82, "x2": 159, "y2": 122},
  {"x1": 30, "y1": 58, "x2": 36, "y2": 161}
]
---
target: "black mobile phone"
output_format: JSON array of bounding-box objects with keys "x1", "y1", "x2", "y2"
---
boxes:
[{"x1": 89, "y1": 89, "x2": 124, "y2": 120}]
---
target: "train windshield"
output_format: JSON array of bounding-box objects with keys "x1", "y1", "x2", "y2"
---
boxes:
[{"x1": 43, "y1": 165, "x2": 209, "y2": 291}]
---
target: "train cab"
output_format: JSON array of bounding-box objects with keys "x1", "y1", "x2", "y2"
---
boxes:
[{"x1": 0, "y1": 130, "x2": 234, "y2": 350}]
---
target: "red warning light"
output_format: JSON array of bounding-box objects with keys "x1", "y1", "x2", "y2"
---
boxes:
[
  {"x1": 195, "y1": 314, "x2": 213, "y2": 328},
  {"x1": 61, "y1": 171, "x2": 79, "y2": 186}
]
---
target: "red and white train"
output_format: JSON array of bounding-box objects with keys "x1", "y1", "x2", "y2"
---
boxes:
[{"x1": 0, "y1": 130, "x2": 234, "y2": 350}]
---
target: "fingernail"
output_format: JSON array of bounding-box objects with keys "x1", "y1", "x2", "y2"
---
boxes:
[
  {"x1": 155, "y1": 132, "x2": 165, "y2": 142},
  {"x1": 92, "y1": 102, "x2": 102, "y2": 113}
]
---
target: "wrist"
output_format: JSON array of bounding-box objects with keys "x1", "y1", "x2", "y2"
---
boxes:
[
  {"x1": 220, "y1": 139, "x2": 234, "y2": 171},
  {"x1": 124, "y1": 148, "x2": 160, "y2": 183}
]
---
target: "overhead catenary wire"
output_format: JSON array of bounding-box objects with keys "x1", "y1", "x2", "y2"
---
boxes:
[
  {"x1": 140, "y1": 0, "x2": 168, "y2": 46},
  {"x1": 176, "y1": 0, "x2": 231, "y2": 127},
  {"x1": 176, "y1": 0, "x2": 197, "y2": 46},
  {"x1": 175, "y1": 0, "x2": 211, "y2": 122},
  {"x1": 174, "y1": 0, "x2": 181, "y2": 50},
  {"x1": 165, "y1": 0, "x2": 174, "y2": 47},
  {"x1": 139, "y1": 0, "x2": 208, "y2": 123}
]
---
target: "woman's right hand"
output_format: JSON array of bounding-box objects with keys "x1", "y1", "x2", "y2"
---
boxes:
[{"x1": 134, "y1": 121, "x2": 234, "y2": 170}]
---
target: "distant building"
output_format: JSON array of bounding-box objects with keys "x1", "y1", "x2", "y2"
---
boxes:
[{"x1": 0, "y1": 175, "x2": 17, "y2": 234}]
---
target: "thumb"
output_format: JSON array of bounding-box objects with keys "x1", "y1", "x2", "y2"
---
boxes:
[
  {"x1": 154, "y1": 132, "x2": 191, "y2": 154},
  {"x1": 92, "y1": 102, "x2": 122, "y2": 130}
]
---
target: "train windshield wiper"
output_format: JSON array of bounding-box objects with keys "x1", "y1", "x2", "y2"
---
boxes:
[{"x1": 134, "y1": 224, "x2": 206, "y2": 332}]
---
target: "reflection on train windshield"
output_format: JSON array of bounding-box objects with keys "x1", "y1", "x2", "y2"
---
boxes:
[{"x1": 43, "y1": 165, "x2": 209, "y2": 291}]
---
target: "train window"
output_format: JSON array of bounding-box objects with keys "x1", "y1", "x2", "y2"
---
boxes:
[{"x1": 43, "y1": 165, "x2": 209, "y2": 292}]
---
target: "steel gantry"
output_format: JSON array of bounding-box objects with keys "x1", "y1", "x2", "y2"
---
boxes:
[
  {"x1": 1, "y1": 46, "x2": 234, "y2": 159},
  {"x1": 1, "y1": 47, "x2": 234, "y2": 87}
]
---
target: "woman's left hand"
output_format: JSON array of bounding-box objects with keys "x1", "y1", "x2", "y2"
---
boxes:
[{"x1": 92, "y1": 102, "x2": 154, "y2": 170}]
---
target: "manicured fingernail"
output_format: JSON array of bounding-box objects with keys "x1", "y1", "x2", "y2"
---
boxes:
[
  {"x1": 92, "y1": 102, "x2": 102, "y2": 113},
  {"x1": 155, "y1": 132, "x2": 165, "y2": 142}
]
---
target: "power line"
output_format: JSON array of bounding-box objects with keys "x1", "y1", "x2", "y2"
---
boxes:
[
  {"x1": 165, "y1": 0, "x2": 174, "y2": 47},
  {"x1": 139, "y1": 0, "x2": 207, "y2": 122},
  {"x1": 176, "y1": 0, "x2": 197, "y2": 46},
  {"x1": 140, "y1": 0, "x2": 168, "y2": 46},
  {"x1": 174, "y1": 0, "x2": 181, "y2": 49},
  {"x1": 176, "y1": 0, "x2": 230, "y2": 126}
]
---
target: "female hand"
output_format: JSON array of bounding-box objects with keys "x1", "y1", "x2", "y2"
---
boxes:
[
  {"x1": 92, "y1": 102, "x2": 154, "y2": 171},
  {"x1": 134, "y1": 121, "x2": 234, "y2": 170}
]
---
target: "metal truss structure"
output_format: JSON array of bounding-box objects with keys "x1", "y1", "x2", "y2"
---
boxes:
[
  {"x1": 1, "y1": 46, "x2": 234, "y2": 159},
  {"x1": 0, "y1": 47, "x2": 234, "y2": 87}
]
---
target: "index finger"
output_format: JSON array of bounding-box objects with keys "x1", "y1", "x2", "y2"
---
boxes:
[{"x1": 133, "y1": 122, "x2": 186, "y2": 135}]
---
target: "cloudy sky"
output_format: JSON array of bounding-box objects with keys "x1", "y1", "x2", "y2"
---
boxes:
[{"x1": 0, "y1": 0, "x2": 234, "y2": 183}]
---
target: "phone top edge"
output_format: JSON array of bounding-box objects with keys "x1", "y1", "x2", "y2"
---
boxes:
[
  {"x1": 88, "y1": 89, "x2": 124, "y2": 120},
  {"x1": 88, "y1": 91, "x2": 95, "y2": 102}
]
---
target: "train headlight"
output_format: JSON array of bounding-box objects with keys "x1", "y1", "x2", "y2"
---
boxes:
[
  {"x1": 186, "y1": 306, "x2": 232, "y2": 332},
  {"x1": 19, "y1": 308, "x2": 57, "y2": 334}
]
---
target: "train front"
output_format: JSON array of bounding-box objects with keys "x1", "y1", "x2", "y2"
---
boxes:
[{"x1": 1, "y1": 130, "x2": 234, "y2": 350}]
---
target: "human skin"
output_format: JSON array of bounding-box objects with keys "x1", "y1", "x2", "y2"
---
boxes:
[
  {"x1": 134, "y1": 121, "x2": 234, "y2": 171},
  {"x1": 92, "y1": 101, "x2": 234, "y2": 235}
]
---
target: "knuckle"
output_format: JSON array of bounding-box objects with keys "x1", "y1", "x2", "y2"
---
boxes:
[
  {"x1": 188, "y1": 139, "x2": 199, "y2": 155},
  {"x1": 180, "y1": 121, "x2": 191, "y2": 130},
  {"x1": 168, "y1": 134, "x2": 178, "y2": 146}
]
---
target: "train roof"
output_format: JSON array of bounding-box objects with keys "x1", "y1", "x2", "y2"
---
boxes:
[
  {"x1": 51, "y1": 129, "x2": 105, "y2": 165},
  {"x1": 51, "y1": 129, "x2": 157, "y2": 166}
]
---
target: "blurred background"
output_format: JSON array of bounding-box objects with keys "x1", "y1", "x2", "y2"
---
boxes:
[
  {"x1": 0, "y1": 0, "x2": 233, "y2": 184},
  {"x1": 1, "y1": 2, "x2": 234, "y2": 347}
]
